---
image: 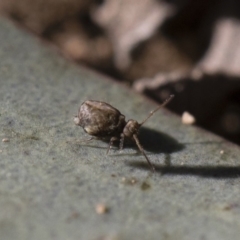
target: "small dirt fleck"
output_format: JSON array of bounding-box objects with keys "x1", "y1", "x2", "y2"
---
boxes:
[
  {"x1": 95, "y1": 203, "x2": 108, "y2": 214},
  {"x1": 2, "y1": 138, "x2": 9, "y2": 142},
  {"x1": 27, "y1": 135, "x2": 40, "y2": 141},
  {"x1": 141, "y1": 181, "x2": 151, "y2": 191},
  {"x1": 121, "y1": 177, "x2": 137, "y2": 185},
  {"x1": 66, "y1": 211, "x2": 80, "y2": 222},
  {"x1": 23, "y1": 150, "x2": 30, "y2": 156},
  {"x1": 182, "y1": 111, "x2": 196, "y2": 125}
]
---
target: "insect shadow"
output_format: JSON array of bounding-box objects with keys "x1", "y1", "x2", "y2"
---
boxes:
[
  {"x1": 81, "y1": 126, "x2": 184, "y2": 154},
  {"x1": 128, "y1": 161, "x2": 240, "y2": 179},
  {"x1": 138, "y1": 127, "x2": 184, "y2": 154},
  {"x1": 127, "y1": 135, "x2": 240, "y2": 177},
  {"x1": 108, "y1": 126, "x2": 184, "y2": 157}
]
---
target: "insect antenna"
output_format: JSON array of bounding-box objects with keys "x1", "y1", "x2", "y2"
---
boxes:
[
  {"x1": 140, "y1": 95, "x2": 174, "y2": 126},
  {"x1": 133, "y1": 134, "x2": 155, "y2": 172}
]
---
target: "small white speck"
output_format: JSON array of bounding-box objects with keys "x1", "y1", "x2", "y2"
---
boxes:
[
  {"x1": 182, "y1": 112, "x2": 196, "y2": 125},
  {"x1": 131, "y1": 178, "x2": 137, "y2": 184},
  {"x1": 121, "y1": 177, "x2": 126, "y2": 182},
  {"x1": 220, "y1": 150, "x2": 224, "y2": 154},
  {"x1": 95, "y1": 203, "x2": 108, "y2": 214},
  {"x1": 2, "y1": 138, "x2": 9, "y2": 143}
]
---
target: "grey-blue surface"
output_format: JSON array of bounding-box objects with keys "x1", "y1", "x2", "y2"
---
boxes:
[{"x1": 0, "y1": 17, "x2": 240, "y2": 240}]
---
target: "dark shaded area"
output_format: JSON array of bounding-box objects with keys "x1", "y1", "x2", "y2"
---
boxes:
[
  {"x1": 161, "y1": 0, "x2": 218, "y2": 61},
  {"x1": 138, "y1": 127, "x2": 184, "y2": 154},
  {"x1": 128, "y1": 162, "x2": 240, "y2": 178},
  {"x1": 80, "y1": 127, "x2": 184, "y2": 155},
  {"x1": 144, "y1": 74, "x2": 240, "y2": 144},
  {"x1": 162, "y1": 0, "x2": 240, "y2": 61}
]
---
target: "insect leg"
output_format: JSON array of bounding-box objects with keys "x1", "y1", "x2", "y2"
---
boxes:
[
  {"x1": 133, "y1": 134, "x2": 155, "y2": 172},
  {"x1": 107, "y1": 137, "x2": 118, "y2": 155},
  {"x1": 85, "y1": 137, "x2": 95, "y2": 142},
  {"x1": 77, "y1": 136, "x2": 96, "y2": 143},
  {"x1": 119, "y1": 133, "x2": 124, "y2": 151}
]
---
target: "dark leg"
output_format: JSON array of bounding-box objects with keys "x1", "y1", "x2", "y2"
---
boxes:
[
  {"x1": 133, "y1": 134, "x2": 155, "y2": 172},
  {"x1": 119, "y1": 133, "x2": 124, "y2": 151},
  {"x1": 107, "y1": 137, "x2": 118, "y2": 154}
]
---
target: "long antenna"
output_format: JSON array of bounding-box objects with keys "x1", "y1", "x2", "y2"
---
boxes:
[{"x1": 140, "y1": 95, "x2": 174, "y2": 126}]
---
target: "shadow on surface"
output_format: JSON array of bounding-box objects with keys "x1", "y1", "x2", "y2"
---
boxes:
[
  {"x1": 128, "y1": 162, "x2": 240, "y2": 178},
  {"x1": 78, "y1": 127, "x2": 184, "y2": 154},
  {"x1": 138, "y1": 127, "x2": 184, "y2": 154}
]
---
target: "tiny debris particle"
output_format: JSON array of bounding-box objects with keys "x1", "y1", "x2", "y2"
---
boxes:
[
  {"x1": 2, "y1": 138, "x2": 9, "y2": 142},
  {"x1": 66, "y1": 211, "x2": 80, "y2": 222},
  {"x1": 222, "y1": 205, "x2": 232, "y2": 211},
  {"x1": 220, "y1": 150, "x2": 224, "y2": 154},
  {"x1": 0, "y1": 150, "x2": 2, "y2": 153},
  {"x1": 182, "y1": 111, "x2": 196, "y2": 125},
  {"x1": 121, "y1": 177, "x2": 126, "y2": 182},
  {"x1": 121, "y1": 177, "x2": 137, "y2": 185},
  {"x1": 95, "y1": 203, "x2": 108, "y2": 214},
  {"x1": 131, "y1": 178, "x2": 136, "y2": 184},
  {"x1": 141, "y1": 181, "x2": 151, "y2": 191}
]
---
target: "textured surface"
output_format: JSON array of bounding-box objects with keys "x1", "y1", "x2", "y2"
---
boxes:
[{"x1": 1, "y1": 17, "x2": 240, "y2": 240}]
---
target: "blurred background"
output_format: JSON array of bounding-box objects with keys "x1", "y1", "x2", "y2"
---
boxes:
[{"x1": 1, "y1": 0, "x2": 240, "y2": 144}]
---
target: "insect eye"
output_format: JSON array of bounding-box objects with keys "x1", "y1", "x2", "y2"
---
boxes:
[{"x1": 74, "y1": 116, "x2": 80, "y2": 125}]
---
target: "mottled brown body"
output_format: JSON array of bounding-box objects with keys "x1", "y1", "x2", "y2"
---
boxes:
[
  {"x1": 74, "y1": 96, "x2": 174, "y2": 172},
  {"x1": 76, "y1": 100, "x2": 126, "y2": 138}
]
